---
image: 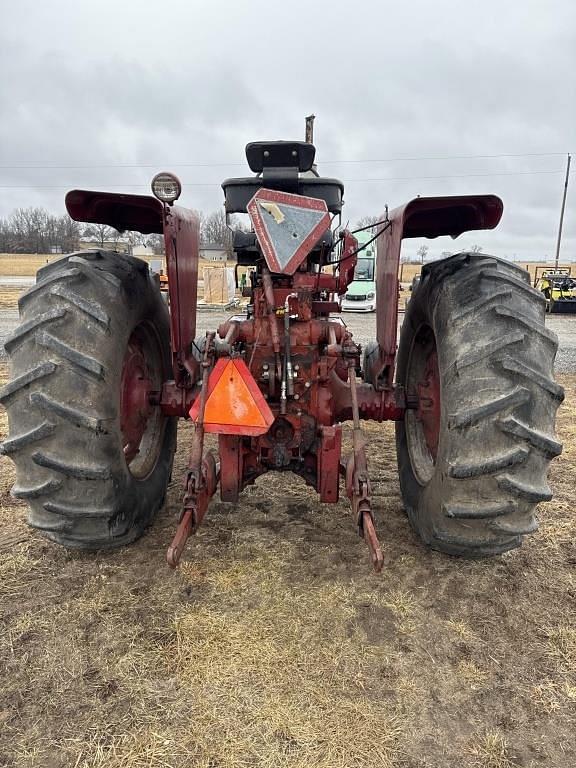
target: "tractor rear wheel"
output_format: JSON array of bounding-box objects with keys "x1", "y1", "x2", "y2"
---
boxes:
[
  {"x1": 0, "y1": 250, "x2": 177, "y2": 549},
  {"x1": 395, "y1": 252, "x2": 563, "y2": 556}
]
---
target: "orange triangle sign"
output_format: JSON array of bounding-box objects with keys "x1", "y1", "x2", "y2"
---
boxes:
[{"x1": 189, "y1": 357, "x2": 274, "y2": 435}]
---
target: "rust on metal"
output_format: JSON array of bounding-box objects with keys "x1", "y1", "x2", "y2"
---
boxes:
[
  {"x1": 416, "y1": 349, "x2": 441, "y2": 461},
  {"x1": 162, "y1": 204, "x2": 202, "y2": 386},
  {"x1": 374, "y1": 195, "x2": 503, "y2": 388},
  {"x1": 248, "y1": 188, "x2": 331, "y2": 275},
  {"x1": 167, "y1": 334, "x2": 219, "y2": 568},
  {"x1": 62, "y1": 132, "x2": 509, "y2": 575},
  {"x1": 120, "y1": 333, "x2": 153, "y2": 464}
]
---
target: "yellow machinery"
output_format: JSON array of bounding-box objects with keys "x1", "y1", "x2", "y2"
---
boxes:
[{"x1": 535, "y1": 268, "x2": 576, "y2": 313}]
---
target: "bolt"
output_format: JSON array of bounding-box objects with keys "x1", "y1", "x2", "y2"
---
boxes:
[
  {"x1": 305, "y1": 381, "x2": 311, "y2": 388},
  {"x1": 294, "y1": 394, "x2": 300, "y2": 400}
]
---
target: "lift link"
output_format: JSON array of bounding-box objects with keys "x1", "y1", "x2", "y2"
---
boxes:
[
  {"x1": 167, "y1": 332, "x2": 220, "y2": 568},
  {"x1": 345, "y1": 359, "x2": 384, "y2": 572}
]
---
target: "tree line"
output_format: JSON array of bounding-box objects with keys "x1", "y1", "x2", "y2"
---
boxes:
[
  {"x1": 0, "y1": 208, "x2": 81, "y2": 254},
  {"x1": 0, "y1": 206, "x2": 239, "y2": 255},
  {"x1": 1, "y1": 206, "x2": 470, "y2": 261}
]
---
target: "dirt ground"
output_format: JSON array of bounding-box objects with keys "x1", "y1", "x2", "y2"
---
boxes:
[{"x1": 0, "y1": 359, "x2": 574, "y2": 768}]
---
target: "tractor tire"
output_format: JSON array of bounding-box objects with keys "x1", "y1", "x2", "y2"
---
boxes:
[
  {"x1": 395, "y1": 252, "x2": 563, "y2": 557},
  {"x1": 0, "y1": 250, "x2": 177, "y2": 550},
  {"x1": 362, "y1": 340, "x2": 379, "y2": 384}
]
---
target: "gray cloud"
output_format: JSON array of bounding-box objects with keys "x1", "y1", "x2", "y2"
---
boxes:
[{"x1": 1, "y1": 0, "x2": 574, "y2": 260}]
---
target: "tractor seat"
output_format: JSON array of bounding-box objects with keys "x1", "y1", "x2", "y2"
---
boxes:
[
  {"x1": 222, "y1": 176, "x2": 344, "y2": 215},
  {"x1": 223, "y1": 140, "x2": 344, "y2": 215}
]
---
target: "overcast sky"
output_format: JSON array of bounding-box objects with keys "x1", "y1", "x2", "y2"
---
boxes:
[{"x1": 1, "y1": 0, "x2": 574, "y2": 260}]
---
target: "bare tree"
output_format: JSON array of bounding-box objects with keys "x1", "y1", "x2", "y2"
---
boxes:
[
  {"x1": 201, "y1": 209, "x2": 233, "y2": 256},
  {"x1": 0, "y1": 207, "x2": 80, "y2": 253},
  {"x1": 122, "y1": 230, "x2": 146, "y2": 255},
  {"x1": 83, "y1": 223, "x2": 120, "y2": 248},
  {"x1": 144, "y1": 233, "x2": 165, "y2": 255},
  {"x1": 470, "y1": 244, "x2": 483, "y2": 253},
  {"x1": 55, "y1": 215, "x2": 81, "y2": 253},
  {"x1": 416, "y1": 245, "x2": 429, "y2": 264},
  {"x1": 355, "y1": 215, "x2": 380, "y2": 232}
]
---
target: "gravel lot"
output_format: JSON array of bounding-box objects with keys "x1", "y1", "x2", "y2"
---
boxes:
[{"x1": 1, "y1": 306, "x2": 575, "y2": 371}]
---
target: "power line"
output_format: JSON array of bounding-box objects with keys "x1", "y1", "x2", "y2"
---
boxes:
[
  {"x1": 0, "y1": 151, "x2": 571, "y2": 171},
  {"x1": 0, "y1": 169, "x2": 565, "y2": 190},
  {"x1": 344, "y1": 170, "x2": 564, "y2": 182}
]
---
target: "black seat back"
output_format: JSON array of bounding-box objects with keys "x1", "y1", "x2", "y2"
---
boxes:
[{"x1": 222, "y1": 140, "x2": 345, "y2": 214}]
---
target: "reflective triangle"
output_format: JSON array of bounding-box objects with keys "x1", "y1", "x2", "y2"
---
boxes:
[
  {"x1": 247, "y1": 188, "x2": 331, "y2": 275},
  {"x1": 189, "y1": 357, "x2": 274, "y2": 436}
]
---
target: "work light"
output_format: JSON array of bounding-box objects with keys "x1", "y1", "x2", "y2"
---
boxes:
[{"x1": 151, "y1": 172, "x2": 182, "y2": 204}]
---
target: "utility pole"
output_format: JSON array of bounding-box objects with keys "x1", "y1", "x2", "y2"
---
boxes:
[{"x1": 554, "y1": 153, "x2": 571, "y2": 271}]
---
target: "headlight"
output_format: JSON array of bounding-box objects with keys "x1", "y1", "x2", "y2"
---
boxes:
[
  {"x1": 151, "y1": 172, "x2": 182, "y2": 204},
  {"x1": 366, "y1": 291, "x2": 375, "y2": 300}
]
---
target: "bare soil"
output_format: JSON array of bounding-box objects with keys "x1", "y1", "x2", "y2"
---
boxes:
[{"x1": 0, "y1": 362, "x2": 574, "y2": 768}]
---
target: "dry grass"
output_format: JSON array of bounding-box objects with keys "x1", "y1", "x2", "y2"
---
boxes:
[
  {"x1": 468, "y1": 731, "x2": 514, "y2": 768},
  {"x1": 0, "y1": 253, "x2": 60, "y2": 276},
  {"x1": 0, "y1": 288, "x2": 21, "y2": 309},
  {"x1": 165, "y1": 559, "x2": 403, "y2": 767},
  {"x1": 0, "y1": 365, "x2": 575, "y2": 767},
  {"x1": 0, "y1": 253, "x2": 229, "y2": 279}
]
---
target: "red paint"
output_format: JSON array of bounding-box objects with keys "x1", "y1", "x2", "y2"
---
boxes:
[
  {"x1": 373, "y1": 195, "x2": 504, "y2": 387},
  {"x1": 64, "y1": 152, "x2": 504, "y2": 573},
  {"x1": 162, "y1": 204, "x2": 202, "y2": 385},
  {"x1": 335, "y1": 231, "x2": 359, "y2": 295},
  {"x1": 65, "y1": 190, "x2": 163, "y2": 234},
  {"x1": 120, "y1": 333, "x2": 153, "y2": 464},
  {"x1": 416, "y1": 349, "x2": 441, "y2": 461},
  {"x1": 318, "y1": 425, "x2": 342, "y2": 502},
  {"x1": 247, "y1": 188, "x2": 331, "y2": 275},
  {"x1": 218, "y1": 435, "x2": 243, "y2": 502},
  {"x1": 167, "y1": 452, "x2": 219, "y2": 568}
]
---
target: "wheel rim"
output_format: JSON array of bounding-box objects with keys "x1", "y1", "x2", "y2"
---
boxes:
[
  {"x1": 405, "y1": 324, "x2": 441, "y2": 485},
  {"x1": 120, "y1": 322, "x2": 165, "y2": 479}
]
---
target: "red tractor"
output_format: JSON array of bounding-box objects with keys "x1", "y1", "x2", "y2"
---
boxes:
[{"x1": 0, "y1": 135, "x2": 563, "y2": 570}]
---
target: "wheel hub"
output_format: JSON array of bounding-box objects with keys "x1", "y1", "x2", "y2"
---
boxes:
[
  {"x1": 120, "y1": 335, "x2": 154, "y2": 464},
  {"x1": 405, "y1": 325, "x2": 441, "y2": 485},
  {"x1": 415, "y1": 349, "x2": 440, "y2": 460}
]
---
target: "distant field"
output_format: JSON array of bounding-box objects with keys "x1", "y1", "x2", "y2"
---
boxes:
[
  {"x1": 0, "y1": 254, "x2": 61, "y2": 276},
  {"x1": 0, "y1": 253, "x2": 165, "y2": 277},
  {"x1": 1, "y1": 253, "x2": 572, "y2": 287},
  {"x1": 0, "y1": 253, "x2": 231, "y2": 278},
  {"x1": 0, "y1": 289, "x2": 20, "y2": 310}
]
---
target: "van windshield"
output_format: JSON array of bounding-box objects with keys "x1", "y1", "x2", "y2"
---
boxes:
[{"x1": 355, "y1": 257, "x2": 374, "y2": 281}]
